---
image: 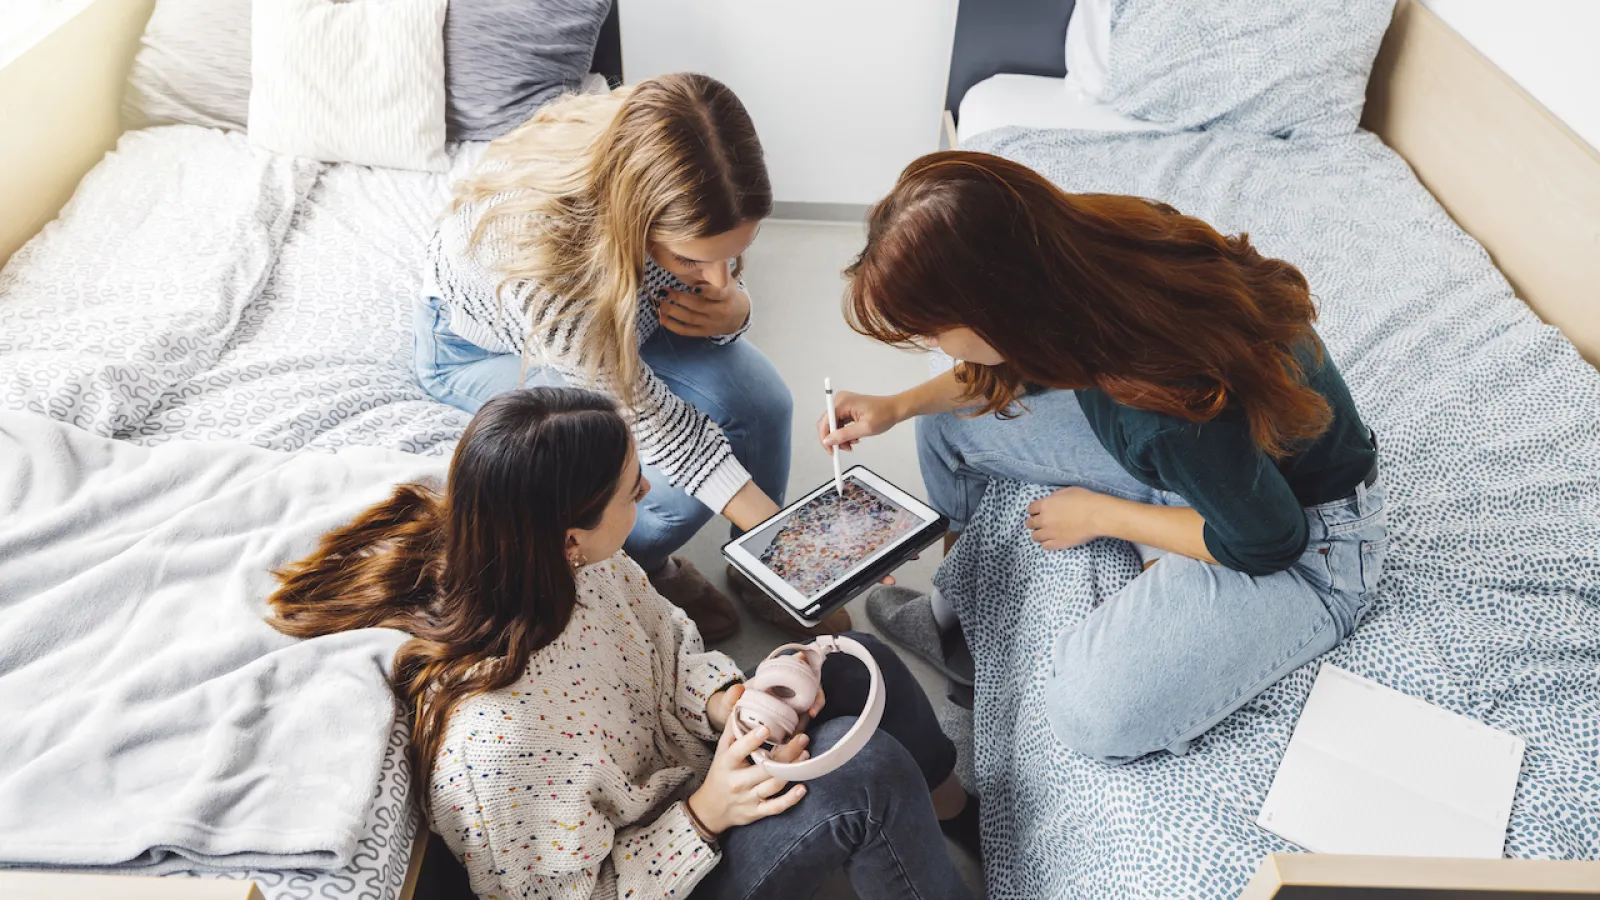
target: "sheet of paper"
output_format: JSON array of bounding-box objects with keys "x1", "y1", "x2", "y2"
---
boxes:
[{"x1": 1257, "y1": 663, "x2": 1525, "y2": 859}]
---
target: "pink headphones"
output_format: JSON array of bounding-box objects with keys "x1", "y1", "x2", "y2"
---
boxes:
[{"x1": 729, "y1": 635, "x2": 884, "y2": 781}]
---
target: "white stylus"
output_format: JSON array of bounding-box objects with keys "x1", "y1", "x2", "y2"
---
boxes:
[{"x1": 824, "y1": 378, "x2": 844, "y2": 497}]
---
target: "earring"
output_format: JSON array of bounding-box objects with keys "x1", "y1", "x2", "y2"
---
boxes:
[{"x1": 569, "y1": 551, "x2": 588, "y2": 571}]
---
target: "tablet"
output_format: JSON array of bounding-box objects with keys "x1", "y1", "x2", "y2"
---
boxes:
[{"x1": 723, "y1": 466, "x2": 948, "y2": 626}]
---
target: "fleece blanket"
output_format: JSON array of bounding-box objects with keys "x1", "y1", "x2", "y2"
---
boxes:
[
  {"x1": 0, "y1": 411, "x2": 442, "y2": 874},
  {"x1": 944, "y1": 126, "x2": 1600, "y2": 899}
]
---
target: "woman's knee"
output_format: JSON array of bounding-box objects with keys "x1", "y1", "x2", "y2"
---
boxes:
[
  {"x1": 1044, "y1": 628, "x2": 1170, "y2": 764},
  {"x1": 820, "y1": 632, "x2": 907, "y2": 710},
  {"x1": 805, "y1": 719, "x2": 924, "y2": 800},
  {"x1": 700, "y1": 346, "x2": 793, "y2": 437},
  {"x1": 841, "y1": 631, "x2": 916, "y2": 690},
  {"x1": 625, "y1": 478, "x2": 713, "y2": 568}
]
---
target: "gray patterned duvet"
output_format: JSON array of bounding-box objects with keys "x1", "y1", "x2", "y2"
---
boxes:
[
  {"x1": 945, "y1": 126, "x2": 1600, "y2": 898},
  {"x1": 0, "y1": 127, "x2": 483, "y2": 900}
]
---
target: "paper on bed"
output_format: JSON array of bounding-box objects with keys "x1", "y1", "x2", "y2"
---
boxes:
[
  {"x1": 0, "y1": 411, "x2": 442, "y2": 874},
  {"x1": 1258, "y1": 664, "x2": 1524, "y2": 858}
]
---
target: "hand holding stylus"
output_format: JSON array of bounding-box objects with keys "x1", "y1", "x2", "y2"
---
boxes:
[{"x1": 815, "y1": 390, "x2": 905, "y2": 453}]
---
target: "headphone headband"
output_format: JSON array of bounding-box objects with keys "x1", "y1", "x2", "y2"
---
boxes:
[{"x1": 730, "y1": 635, "x2": 885, "y2": 781}]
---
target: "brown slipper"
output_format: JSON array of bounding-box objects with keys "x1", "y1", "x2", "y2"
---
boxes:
[
  {"x1": 725, "y1": 565, "x2": 852, "y2": 637},
  {"x1": 648, "y1": 557, "x2": 741, "y2": 642}
]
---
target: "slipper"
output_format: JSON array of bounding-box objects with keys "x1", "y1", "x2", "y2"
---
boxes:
[
  {"x1": 935, "y1": 692, "x2": 977, "y2": 794},
  {"x1": 863, "y1": 585, "x2": 974, "y2": 687}
]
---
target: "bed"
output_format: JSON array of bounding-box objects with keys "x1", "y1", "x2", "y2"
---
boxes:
[
  {"x1": 0, "y1": 2, "x2": 623, "y2": 898},
  {"x1": 940, "y1": 1, "x2": 1600, "y2": 898}
]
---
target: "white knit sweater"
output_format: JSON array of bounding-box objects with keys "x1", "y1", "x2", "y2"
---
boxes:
[
  {"x1": 428, "y1": 555, "x2": 743, "y2": 900},
  {"x1": 424, "y1": 190, "x2": 755, "y2": 514}
]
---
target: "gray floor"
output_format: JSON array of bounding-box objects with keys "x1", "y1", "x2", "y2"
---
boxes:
[{"x1": 680, "y1": 220, "x2": 985, "y2": 898}]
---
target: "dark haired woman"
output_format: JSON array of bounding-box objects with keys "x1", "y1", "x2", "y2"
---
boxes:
[
  {"x1": 269, "y1": 388, "x2": 977, "y2": 900},
  {"x1": 827, "y1": 151, "x2": 1387, "y2": 763}
]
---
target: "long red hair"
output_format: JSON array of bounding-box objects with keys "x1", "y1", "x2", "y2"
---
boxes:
[{"x1": 846, "y1": 151, "x2": 1330, "y2": 458}]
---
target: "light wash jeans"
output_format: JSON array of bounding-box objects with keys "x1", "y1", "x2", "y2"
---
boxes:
[
  {"x1": 412, "y1": 296, "x2": 792, "y2": 571},
  {"x1": 917, "y1": 389, "x2": 1389, "y2": 763}
]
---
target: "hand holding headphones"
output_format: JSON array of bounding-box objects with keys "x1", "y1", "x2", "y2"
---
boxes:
[
  {"x1": 689, "y1": 708, "x2": 812, "y2": 836},
  {"x1": 689, "y1": 635, "x2": 886, "y2": 837},
  {"x1": 730, "y1": 635, "x2": 885, "y2": 779}
]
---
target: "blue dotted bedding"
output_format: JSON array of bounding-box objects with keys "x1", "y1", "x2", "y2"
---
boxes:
[{"x1": 943, "y1": 126, "x2": 1600, "y2": 899}]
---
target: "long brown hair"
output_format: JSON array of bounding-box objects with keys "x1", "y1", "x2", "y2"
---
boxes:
[
  {"x1": 846, "y1": 151, "x2": 1330, "y2": 458},
  {"x1": 458, "y1": 72, "x2": 772, "y2": 407},
  {"x1": 267, "y1": 389, "x2": 631, "y2": 794}
]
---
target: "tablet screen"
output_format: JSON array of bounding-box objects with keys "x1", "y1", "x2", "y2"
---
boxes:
[{"x1": 745, "y1": 476, "x2": 923, "y2": 598}]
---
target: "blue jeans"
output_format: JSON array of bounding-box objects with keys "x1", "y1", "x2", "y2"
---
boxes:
[
  {"x1": 918, "y1": 389, "x2": 1389, "y2": 762},
  {"x1": 412, "y1": 296, "x2": 793, "y2": 571},
  {"x1": 694, "y1": 633, "x2": 971, "y2": 900}
]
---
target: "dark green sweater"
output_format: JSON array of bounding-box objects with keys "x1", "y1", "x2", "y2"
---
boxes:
[{"x1": 1075, "y1": 339, "x2": 1375, "y2": 575}]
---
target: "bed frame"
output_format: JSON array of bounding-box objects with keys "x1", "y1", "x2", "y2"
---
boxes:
[{"x1": 0, "y1": 0, "x2": 1594, "y2": 896}]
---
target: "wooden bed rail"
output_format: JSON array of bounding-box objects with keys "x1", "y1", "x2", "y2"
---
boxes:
[
  {"x1": 1363, "y1": 0, "x2": 1600, "y2": 365},
  {"x1": 0, "y1": 0, "x2": 154, "y2": 267}
]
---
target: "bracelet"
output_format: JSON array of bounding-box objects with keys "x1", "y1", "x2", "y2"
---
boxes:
[{"x1": 682, "y1": 799, "x2": 720, "y2": 848}]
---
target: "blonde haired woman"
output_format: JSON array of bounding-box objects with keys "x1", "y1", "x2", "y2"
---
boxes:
[{"x1": 415, "y1": 73, "x2": 821, "y2": 640}]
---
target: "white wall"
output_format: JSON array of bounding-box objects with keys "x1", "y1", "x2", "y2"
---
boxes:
[
  {"x1": 619, "y1": 0, "x2": 959, "y2": 207},
  {"x1": 1423, "y1": 0, "x2": 1600, "y2": 151}
]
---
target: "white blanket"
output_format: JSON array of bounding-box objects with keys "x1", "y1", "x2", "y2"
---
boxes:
[{"x1": 0, "y1": 412, "x2": 442, "y2": 874}]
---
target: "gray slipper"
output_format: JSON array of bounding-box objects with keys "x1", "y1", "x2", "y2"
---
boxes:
[
  {"x1": 935, "y1": 692, "x2": 977, "y2": 794},
  {"x1": 864, "y1": 585, "x2": 974, "y2": 687}
]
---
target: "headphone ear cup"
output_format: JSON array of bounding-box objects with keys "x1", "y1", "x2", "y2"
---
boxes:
[
  {"x1": 746, "y1": 656, "x2": 819, "y2": 714},
  {"x1": 733, "y1": 691, "x2": 799, "y2": 744}
]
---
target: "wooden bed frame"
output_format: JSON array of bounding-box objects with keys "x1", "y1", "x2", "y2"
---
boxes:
[{"x1": 0, "y1": 0, "x2": 1594, "y2": 897}]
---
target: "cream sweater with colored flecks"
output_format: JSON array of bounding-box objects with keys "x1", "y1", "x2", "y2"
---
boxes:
[{"x1": 428, "y1": 554, "x2": 742, "y2": 900}]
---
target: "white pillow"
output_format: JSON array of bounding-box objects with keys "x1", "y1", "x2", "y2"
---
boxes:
[
  {"x1": 248, "y1": 0, "x2": 449, "y2": 173},
  {"x1": 1063, "y1": 0, "x2": 1112, "y2": 100}
]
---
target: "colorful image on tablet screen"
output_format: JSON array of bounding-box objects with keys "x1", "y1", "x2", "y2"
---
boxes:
[{"x1": 753, "y1": 478, "x2": 921, "y2": 597}]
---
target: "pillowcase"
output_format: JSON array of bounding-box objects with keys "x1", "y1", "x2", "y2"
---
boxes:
[
  {"x1": 249, "y1": 0, "x2": 449, "y2": 172},
  {"x1": 1063, "y1": 0, "x2": 1111, "y2": 100},
  {"x1": 122, "y1": 0, "x2": 252, "y2": 130},
  {"x1": 1100, "y1": 0, "x2": 1397, "y2": 138},
  {"x1": 444, "y1": 0, "x2": 613, "y2": 141}
]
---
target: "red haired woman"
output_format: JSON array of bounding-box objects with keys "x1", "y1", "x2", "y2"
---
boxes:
[{"x1": 827, "y1": 152, "x2": 1387, "y2": 762}]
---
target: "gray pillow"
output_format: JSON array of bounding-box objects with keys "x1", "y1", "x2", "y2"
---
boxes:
[
  {"x1": 445, "y1": 0, "x2": 613, "y2": 141},
  {"x1": 1102, "y1": 0, "x2": 1396, "y2": 138},
  {"x1": 123, "y1": 0, "x2": 252, "y2": 131}
]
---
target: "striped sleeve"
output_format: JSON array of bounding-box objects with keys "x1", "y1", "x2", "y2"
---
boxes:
[{"x1": 527, "y1": 287, "x2": 753, "y2": 513}]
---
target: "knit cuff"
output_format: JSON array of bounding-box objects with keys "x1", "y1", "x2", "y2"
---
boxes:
[
  {"x1": 708, "y1": 278, "x2": 754, "y2": 346},
  {"x1": 678, "y1": 651, "x2": 743, "y2": 741},
  {"x1": 691, "y1": 455, "x2": 753, "y2": 517},
  {"x1": 613, "y1": 801, "x2": 721, "y2": 894}
]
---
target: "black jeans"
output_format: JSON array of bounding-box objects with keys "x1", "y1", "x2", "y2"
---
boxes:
[{"x1": 693, "y1": 632, "x2": 972, "y2": 900}]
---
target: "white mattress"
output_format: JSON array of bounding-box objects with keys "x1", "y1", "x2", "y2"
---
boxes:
[
  {"x1": 0, "y1": 125, "x2": 466, "y2": 900},
  {"x1": 956, "y1": 73, "x2": 1176, "y2": 144}
]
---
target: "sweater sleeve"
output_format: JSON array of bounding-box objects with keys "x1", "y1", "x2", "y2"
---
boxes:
[
  {"x1": 672, "y1": 617, "x2": 742, "y2": 742},
  {"x1": 617, "y1": 557, "x2": 744, "y2": 741},
  {"x1": 430, "y1": 725, "x2": 721, "y2": 900},
  {"x1": 528, "y1": 290, "x2": 753, "y2": 513},
  {"x1": 1143, "y1": 425, "x2": 1309, "y2": 575}
]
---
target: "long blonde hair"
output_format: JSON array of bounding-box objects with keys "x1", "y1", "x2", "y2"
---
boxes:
[{"x1": 455, "y1": 73, "x2": 772, "y2": 407}]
